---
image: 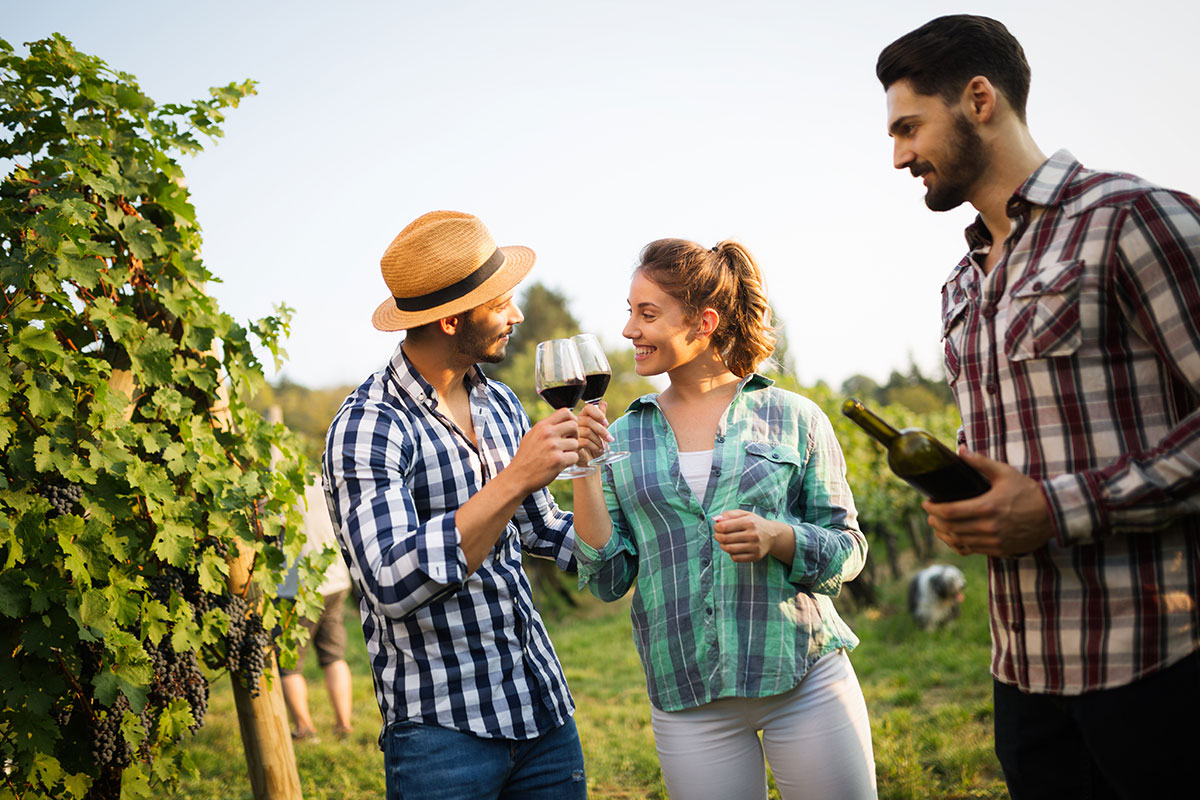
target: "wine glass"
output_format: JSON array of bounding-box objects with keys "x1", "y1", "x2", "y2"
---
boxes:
[
  {"x1": 534, "y1": 339, "x2": 594, "y2": 479},
  {"x1": 571, "y1": 333, "x2": 629, "y2": 466}
]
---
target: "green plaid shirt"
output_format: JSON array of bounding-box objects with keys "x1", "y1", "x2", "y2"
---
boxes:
[{"x1": 575, "y1": 374, "x2": 867, "y2": 712}]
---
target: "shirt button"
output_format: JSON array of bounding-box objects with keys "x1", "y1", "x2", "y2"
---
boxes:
[
  {"x1": 705, "y1": 607, "x2": 713, "y2": 616},
  {"x1": 1032, "y1": 281, "x2": 1043, "y2": 291},
  {"x1": 1011, "y1": 621, "x2": 1024, "y2": 633},
  {"x1": 712, "y1": 467, "x2": 721, "y2": 476},
  {"x1": 983, "y1": 305, "x2": 997, "y2": 319},
  {"x1": 715, "y1": 435, "x2": 725, "y2": 443},
  {"x1": 986, "y1": 382, "x2": 997, "y2": 394}
]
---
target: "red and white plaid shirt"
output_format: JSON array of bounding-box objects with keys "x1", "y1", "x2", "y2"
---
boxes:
[{"x1": 942, "y1": 150, "x2": 1200, "y2": 694}]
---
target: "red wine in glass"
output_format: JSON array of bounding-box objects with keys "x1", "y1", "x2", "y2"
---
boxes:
[
  {"x1": 571, "y1": 333, "x2": 629, "y2": 466},
  {"x1": 539, "y1": 380, "x2": 586, "y2": 409},
  {"x1": 534, "y1": 339, "x2": 595, "y2": 478},
  {"x1": 581, "y1": 373, "x2": 610, "y2": 402}
]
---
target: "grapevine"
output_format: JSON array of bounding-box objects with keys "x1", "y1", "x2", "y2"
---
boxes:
[{"x1": 0, "y1": 34, "x2": 324, "y2": 799}]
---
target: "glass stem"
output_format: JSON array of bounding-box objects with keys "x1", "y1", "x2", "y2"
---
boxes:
[{"x1": 587, "y1": 399, "x2": 610, "y2": 456}]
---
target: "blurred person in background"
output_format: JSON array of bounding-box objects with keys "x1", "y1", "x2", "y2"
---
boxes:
[
  {"x1": 878, "y1": 15, "x2": 1200, "y2": 799},
  {"x1": 278, "y1": 476, "x2": 355, "y2": 741}
]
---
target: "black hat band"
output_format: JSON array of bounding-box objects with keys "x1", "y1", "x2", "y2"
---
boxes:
[{"x1": 393, "y1": 248, "x2": 505, "y2": 312}]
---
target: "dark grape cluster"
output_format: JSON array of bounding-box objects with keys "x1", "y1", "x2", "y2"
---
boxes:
[
  {"x1": 198, "y1": 535, "x2": 230, "y2": 561},
  {"x1": 186, "y1": 582, "x2": 216, "y2": 618},
  {"x1": 90, "y1": 695, "x2": 132, "y2": 769},
  {"x1": 38, "y1": 480, "x2": 83, "y2": 518},
  {"x1": 219, "y1": 594, "x2": 270, "y2": 697},
  {"x1": 147, "y1": 568, "x2": 185, "y2": 607},
  {"x1": 145, "y1": 637, "x2": 209, "y2": 734},
  {"x1": 151, "y1": 562, "x2": 221, "y2": 620}
]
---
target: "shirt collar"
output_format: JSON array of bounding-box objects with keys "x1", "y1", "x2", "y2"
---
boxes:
[
  {"x1": 625, "y1": 372, "x2": 774, "y2": 413},
  {"x1": 1014, "y1": 148, "x2": 1081, "y2": 208},
  {"x1": 963, "y1": 149, "x2": 1082, "y2": 252},
  {"x1": 389, "y1": 340, "x2": 489, "y2": 409}
]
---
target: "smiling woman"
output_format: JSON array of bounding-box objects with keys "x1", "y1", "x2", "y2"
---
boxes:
[{"x1": 571, "y1": 236, "x2": 879, "y2": 799}]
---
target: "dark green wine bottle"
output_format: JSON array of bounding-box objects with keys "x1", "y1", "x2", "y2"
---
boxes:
[{"x1": 841, "y1": 398, "x2": 990, "y2": 502}]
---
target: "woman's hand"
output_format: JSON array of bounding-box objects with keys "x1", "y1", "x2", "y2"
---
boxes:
[
  {"x1": 713, "y1": 509, "x2": 795, "y2": 564},
  {"x1": 575, "y1": 400, "x2": 612, "y2": 466}
]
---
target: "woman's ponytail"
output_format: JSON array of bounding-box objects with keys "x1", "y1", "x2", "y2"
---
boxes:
[{"x1": 711, "y1": 240, "x2": 776, "y2": 377}]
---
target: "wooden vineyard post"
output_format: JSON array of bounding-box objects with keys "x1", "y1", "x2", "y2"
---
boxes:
[
  {"x1": 225, "y1": 546, "x2": 303, "y2": 800},
  {"x1": 210, "y1": 367, "x2": 303, "y2": 800}
]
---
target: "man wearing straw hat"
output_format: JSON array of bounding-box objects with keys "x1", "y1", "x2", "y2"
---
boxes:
[{"x1": 324, "y1": 211, "x2": 605, "y2": 799}]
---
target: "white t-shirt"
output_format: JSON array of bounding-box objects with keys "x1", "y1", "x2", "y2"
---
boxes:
[{"x1": 677, "y1": 449, "x2": 714, "y2": 501}]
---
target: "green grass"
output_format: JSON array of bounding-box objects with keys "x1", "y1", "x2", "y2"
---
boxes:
[{"x1": 175, "y1": 553, "x2": 1006, "y2": 799}]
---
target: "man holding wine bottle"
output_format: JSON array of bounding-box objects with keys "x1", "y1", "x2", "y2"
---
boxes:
[
  {"x1": 323, "y1": 210, "x2": 608, "y2": 799},
  {"x1": 878, "y1": 15, "x2": 1200, "y2": 799}
]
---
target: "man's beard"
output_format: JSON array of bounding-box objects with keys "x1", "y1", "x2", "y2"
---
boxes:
[
  {"x1": 455, "y1": 313, "x2": 509, "y2": 364},
  {"x1": 920, "y1": 112, "x2": 987, "y2": 212}
]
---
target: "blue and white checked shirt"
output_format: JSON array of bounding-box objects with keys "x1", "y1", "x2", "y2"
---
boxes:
[{"x1": 323, "y1": 342, "x2": 577, "y2": 742}]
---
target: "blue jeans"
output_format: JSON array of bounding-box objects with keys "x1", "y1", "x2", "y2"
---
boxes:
[{"x1": 383, "y1": 715, "x2": 587, "y2": 800}]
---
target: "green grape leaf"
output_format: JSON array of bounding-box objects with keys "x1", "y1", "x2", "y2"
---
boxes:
[
  {"x1": 197, "y1": 550, "x2": 229, "y2": 594},
  {"x1": 119, "y1": 761, "x2": 153, "y2": 799},
  {"x1": 78, "y1": 588, "x2": 113, "y2": 633},
  {"x1": 54, "y1": 516, "x2": 90, "y2": 588},
  {"x1": 150, "y1": 522, "x2": 192, "y2": 567}
]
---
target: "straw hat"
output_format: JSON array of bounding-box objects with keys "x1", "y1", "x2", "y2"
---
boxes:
[{"x1": 371, "y1": 210, "x2": 535, "y2": 331}]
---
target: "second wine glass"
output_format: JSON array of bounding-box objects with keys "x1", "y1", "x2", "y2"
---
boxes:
[
  {"x1": 571, "y1": 333, "x2": 629, "y2": 466},
  {"x1": 534, "y1": 338, "x2": 595, "y2": 479}
]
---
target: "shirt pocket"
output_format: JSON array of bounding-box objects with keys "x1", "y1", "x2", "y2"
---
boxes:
[
  {"x1": 1004, "y1": 260, "x2": 1083, "y2": 362},
  {"x1": 941, "y1": 295, "x2": 971, "y2": 385},
  {"x1": 737, "y1": 441, "x2": 806, "y2": 515}
]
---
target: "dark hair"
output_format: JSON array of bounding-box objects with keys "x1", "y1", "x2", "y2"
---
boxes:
[
  {"x1": 876, "y1": 15, "x2": 1031, "y2": 121},
  {"x1": 636, "y1": 238, "x2": 776, "y2": 377}
]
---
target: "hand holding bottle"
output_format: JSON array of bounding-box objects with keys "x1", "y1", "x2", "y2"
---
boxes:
[{"x1": 922, "y1": 447, "x2": 1055, "y2": 557}]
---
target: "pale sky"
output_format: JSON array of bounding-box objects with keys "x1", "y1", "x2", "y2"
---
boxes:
[{"x1": 7, "y1": 0, "x2": 1200, "y2": 389}]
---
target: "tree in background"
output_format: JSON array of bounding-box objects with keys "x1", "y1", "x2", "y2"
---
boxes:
[
  {"x1": 840, "y1": 356, "x2": 953, "y2": 413},
  {"x1": 0, "y1": 35, "x2": 324, "y2": 798}
]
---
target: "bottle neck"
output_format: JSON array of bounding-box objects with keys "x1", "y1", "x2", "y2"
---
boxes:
[{"x1": 842, "y1": 398, "x2": 901, "y2": 447}]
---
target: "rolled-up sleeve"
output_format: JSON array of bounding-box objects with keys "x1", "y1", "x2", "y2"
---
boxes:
[
  {"x1": 324, "y1": 398, "x2": 466, "y2": 619},
  {"x1": 515, "y1": 485, "x2": 577, "y2": 571},
  {"x1": 489, "y1": 383, "x2": 578, "y2": 570},
  {"x1": 574, "y1": 471, "x2": 639, "y2": 601},
  {"x1": 787, "y1": 407, "x2": 868, "y2": 597}
]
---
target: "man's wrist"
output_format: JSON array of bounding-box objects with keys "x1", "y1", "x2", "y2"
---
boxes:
[{"x1": 490, "y1": 464, "x2": 538, "y2": 503}]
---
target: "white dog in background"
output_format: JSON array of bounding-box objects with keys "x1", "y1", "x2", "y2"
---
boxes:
[{"x1": 908, "y1": 564, "x2": 967, "y2": 631}]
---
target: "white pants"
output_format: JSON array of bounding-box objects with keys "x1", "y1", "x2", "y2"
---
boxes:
[{"x1": 650, "y1": 650, "x2": 877, "y2": 800}]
